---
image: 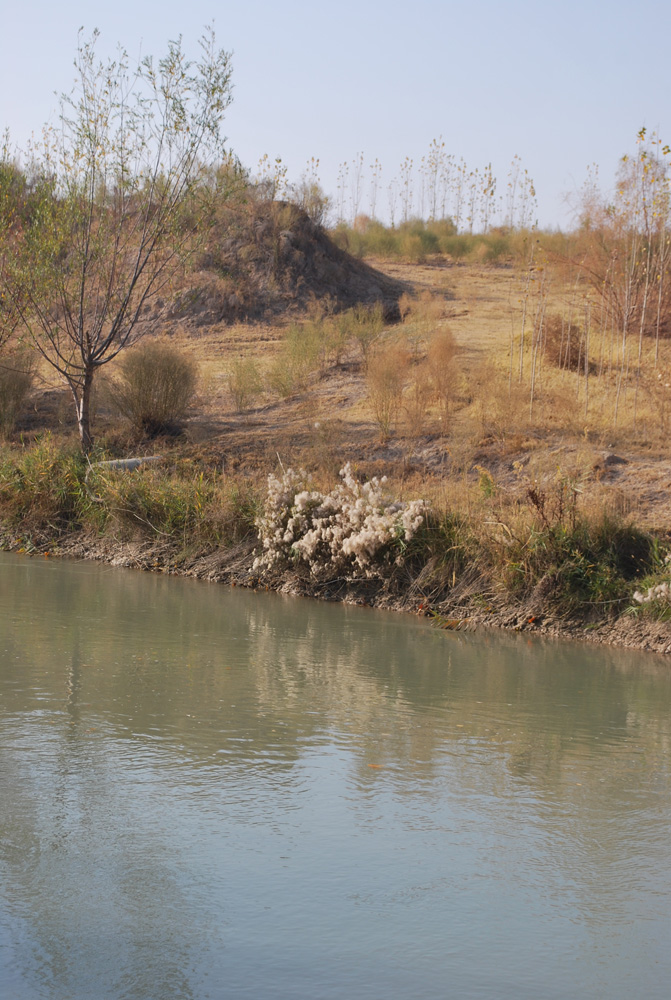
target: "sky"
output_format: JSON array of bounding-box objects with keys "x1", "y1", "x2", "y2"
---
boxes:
[{"x1": 2, "y1": 0, "x2": 670, "y2": 229}]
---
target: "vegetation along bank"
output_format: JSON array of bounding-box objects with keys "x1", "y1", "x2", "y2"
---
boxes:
[{"x1": 1, "y1": 31, "x2": 671, "y2": 652}]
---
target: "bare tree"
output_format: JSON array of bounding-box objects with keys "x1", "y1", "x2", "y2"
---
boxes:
[{"x1": 0, "y1": 27, "x2": 233, "y2": 451}]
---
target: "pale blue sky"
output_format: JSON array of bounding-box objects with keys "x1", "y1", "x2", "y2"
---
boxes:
[{"x1": 2, "y1": 0, "x2": 669, "y2": 227}]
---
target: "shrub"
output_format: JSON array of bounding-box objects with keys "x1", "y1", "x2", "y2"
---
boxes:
[
  {"x1": 366, "y1": 345, "x2": 409, "y2": 440},
  {"x1": 110, "y1": 340, "x2": 198, "y2": 436},
  {"x1": 253, "y1": 463, "x2": 428, "y2": 579},
  {"x1": 228, "y1": 357, "x2": 263, "y2": 412},
  {"x1": 0, "y1": 352, "x2": 33, "y2": 437},
  {"x1": 428, "y1": 329, "x2": 457, "y2": 427},
  {"x1": 439, "y1": 234, "x2": 476, "y2": 260},
  {"x1": 348, "y1": 302, "x2": 386, "y2": 362},
  {"x1": 267, "y1": 323, "x2": 324, "y2": 397},
  {"x1": 482, "y1": 233, "x2": 512, "y2": 263}
]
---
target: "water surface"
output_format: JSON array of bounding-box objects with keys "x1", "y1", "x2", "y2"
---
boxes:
[{"x1": 1, "y1": 553, "x2": 670, "y2": 999}]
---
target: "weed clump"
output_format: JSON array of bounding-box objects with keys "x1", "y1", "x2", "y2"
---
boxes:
[
  {"x1": 487, "y1": 478, "x2": 658, "y2": 613},
  {"x1": 253, "y1": 463, "x2": 428, "y2": 579},
  {"x1": 0, "y1": 353, "x2": 33, "y2": 437},
  {"x1": 110, "y1": 341, "x2": 198, "y2": 437},
  {"x1": 0, "y1": 436, "x2": 90, "y2": 531},
  {"x1": 228, "y1": 358, "x2": 263, "y2": 412}
]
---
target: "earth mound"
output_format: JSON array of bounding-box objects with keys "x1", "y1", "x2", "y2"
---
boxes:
[{"x1": 170, "y1": 200, "x2": 408, "y2": 327}]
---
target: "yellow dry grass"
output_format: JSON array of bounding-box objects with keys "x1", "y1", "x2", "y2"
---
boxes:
[{"x1": 23, "y1": 256, "x2": 671, "y2": 530}]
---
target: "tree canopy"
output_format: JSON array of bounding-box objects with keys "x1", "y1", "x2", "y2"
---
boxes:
[{"x1": 0, "y1": 27, "x2": 233, "y2": 451}]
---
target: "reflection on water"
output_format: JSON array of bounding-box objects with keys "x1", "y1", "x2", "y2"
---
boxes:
[{"x1": 1, "y1": 552, "x2": 670, "y2": 999}]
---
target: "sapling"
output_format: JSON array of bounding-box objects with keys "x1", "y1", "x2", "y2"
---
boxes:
[
  {"x1": 0, "y1": 26, "x2": 233, "y2": 452},
  {"x1": 336, "y1": 162, "x2": 349, "y2": 225},
  {"x1": 349, "y1": 152, "x2": 365, "y2": 226},
  {"x1": 369, "y1": 158, "x2": 382, "y2": 221},
  {"x1": 399, "y1": 157, "x2": 413, "y2": 224}
]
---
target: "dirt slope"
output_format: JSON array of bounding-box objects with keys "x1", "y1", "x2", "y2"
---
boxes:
[{"x1": 170, "y1": 201, "x2": 409, "y2": 327}]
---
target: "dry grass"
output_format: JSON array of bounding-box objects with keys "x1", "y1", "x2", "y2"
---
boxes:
[
  {"x1": 10, "y1": 255, "x2": 671, "y2": 533},
  {"x1": 0, "y1": 351, "x2": 33, "y2": 438},
  {"x1": 366, "y1": 344, "x2": 409, "y2": 441},
  {"x1": 108, "y1": 340, "x2": 199, "y2": 437}
]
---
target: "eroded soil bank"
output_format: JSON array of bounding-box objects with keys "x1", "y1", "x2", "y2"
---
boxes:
[{"x1": 4, "y1": 526, "x2": 670, "y2": 657}]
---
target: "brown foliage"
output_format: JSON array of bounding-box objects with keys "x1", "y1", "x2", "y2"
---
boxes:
[{"x1": 110, "y1": 340, "x2": 199, "y2": 437}]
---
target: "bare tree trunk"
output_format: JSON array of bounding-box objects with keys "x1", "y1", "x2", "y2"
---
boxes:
[
  {"x1": 529, "y1": 272, "x2": 548, "y2": 417},
  {"x1": 72, "y1": 368, "x2": 95, "y2": 454},
  {"x1": 633, "y1": 241, "x2": 653, "y2": 428},
  {"x1": 584, "y1": 299, "x2": 591, "y2": 418}
]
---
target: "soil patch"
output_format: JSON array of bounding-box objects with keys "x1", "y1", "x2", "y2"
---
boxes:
[{"x1": 167, "y1": 202, "x2": 410, "y2": 327}]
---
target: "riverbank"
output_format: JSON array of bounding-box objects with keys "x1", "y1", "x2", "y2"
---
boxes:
[
  {"x1": 2, "y1": 249, "x2": 671, "y2": 655},
  {"x1": 1, "y1": 445, "x2": 670, "y2": 655},
  {"x1": 4, "y1": 527, "x2": 671, "y2": 654}
]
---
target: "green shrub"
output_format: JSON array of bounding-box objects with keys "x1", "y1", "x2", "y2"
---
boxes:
[
  {"x1": 439, "y1": 234, "x2": 476, "y2": 259},
  {"x1": 0, "y1": 436, "x2": 90, "y2": 531},
  {"x1": 346, "y1": 302, "x2": 385, "y2": 362},
  {"x1": 267, "y1": 323, "x2": 324, "y2": 397},
  {"x1": 482, "y1": 234, "x2": 512, "y2": 263},
  {"x1": 110, "y1": 340, "x2": 198, "y2": 436},
  {"x1": 228, "y1": 357, "x2": 263, "y2": 412}
]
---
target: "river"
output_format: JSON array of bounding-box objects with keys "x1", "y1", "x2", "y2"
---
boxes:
[{"x1": 1, "y1": 552, "x2": 670, "y2": 999}]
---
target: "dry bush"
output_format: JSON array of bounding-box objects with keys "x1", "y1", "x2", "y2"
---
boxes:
[
  {"x1": 267, "y1": 322, "x2": 325, "y2": 397},
  {"x1": 428, "y1": 328, "x2": 457, "y2": 427},
  {"x1": 228, "y1": 357, "x2": 263, "y2": 412},
  {"x1": 110, "y1": 340, "x2": 198, "y2": 436},
  {"x1": 404, "y1": 362, "x2": 433, "y2": 437},
  {"x1": 366, "y1": 345, "x2": 409, "y2": 441},
  {"x1": 413, "y1": 291, "x2": 447, "y2": 325},
  {"x1": 253, "y1": 463, "x2": 428, "y2": 579},
  {"x1": 0, "y1": 352, "x2": 33, "y2": 437},
  {"x1": 398, "y1": 292, "x2": 413, "y2": 321},
  {"x1": 544, "y1": 313, "x2": 591, "y2": 372},
  {"x1": 475, "y1": 365, "x2": 529, "y2": 443},
  {"x1": 347, "y1": 302, "x2": 385, "y2": 362},
  {"x1": 401, "y1": 291, "x2": 447, "y2": 333}
]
